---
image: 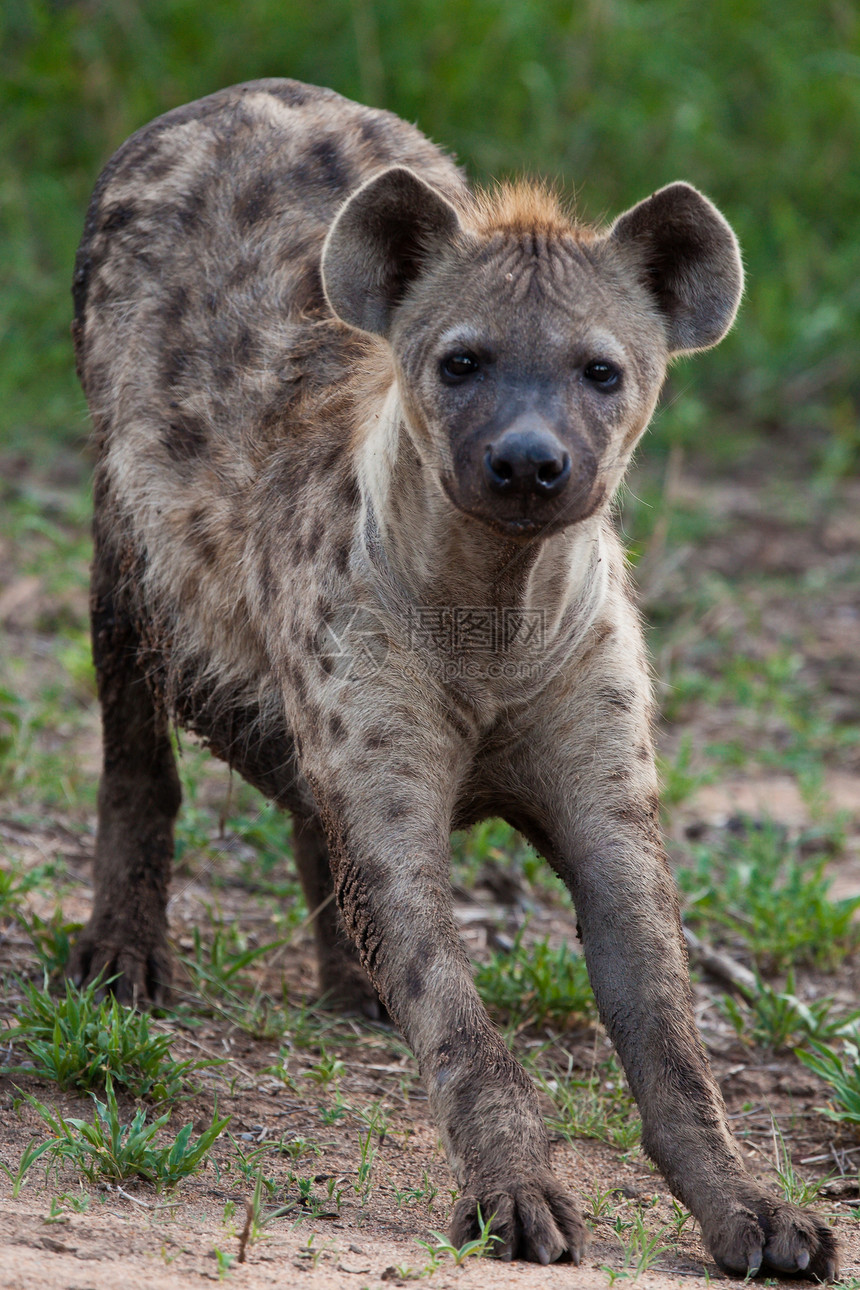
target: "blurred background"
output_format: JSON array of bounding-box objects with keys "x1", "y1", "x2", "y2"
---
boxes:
[{"x1": 2, "y1": 0, "x2": 859, "y2": 475}]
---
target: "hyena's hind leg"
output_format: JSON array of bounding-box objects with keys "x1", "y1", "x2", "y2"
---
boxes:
[
  {"x1": 68, "y1": 534, "x2": 180, "y2": 1007},
  {"x1": 292, "y1": 813, "x2": 386, "y2": 1020}
]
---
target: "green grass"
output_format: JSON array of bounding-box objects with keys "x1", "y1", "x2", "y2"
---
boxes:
[
  {"x1": 15, "y1": 1075, "x2": 229, "y2": 1188},
  {"x1": 475, "y1": 927, "x2": 595, "y2": 1033},
  {"x1": 536, "y1": 1052, "x2": 641, "y2": 1151},
  {"x1": 677, "y1": 821, "x2": 860, "y2": 973},
  {"x1": 417, "y1": 1206, "x2": 502, "y2": 1267},
  {"x1": 718, "y1": 972, "x2": 860, "y2": 1052},
  {"x1": 607, "y1": 1205, "x2": 673, "y2": 1281},
  {"x1": 2, "y1": 975, "x2": 216, "y2": 1099},
  {"x1": 797, "y1": 1038, "x2": 860, "y2": 1129}
]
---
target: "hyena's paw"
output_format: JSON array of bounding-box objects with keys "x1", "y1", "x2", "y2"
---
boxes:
[
  {"x1": 67, "y1": 923, "x2": 172, "y2": 1009},
  {"x1": 702, "y1": 1193, "x2": 839, "y2": 1280},
  {"x1": 450, "y1": 1173, "x2": 588, "y2": 1265}
]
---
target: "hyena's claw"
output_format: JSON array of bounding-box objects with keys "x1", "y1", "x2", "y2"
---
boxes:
[
  {"x1": 450, "y1": 1175, "x2": 588, "y2": 1265},
  {"x1": 66, "y1": 927, "x2": 172, "y2": 1010},
  {"x1": 703, "y1": 1194, "x2": 839, "y2": 1281}
]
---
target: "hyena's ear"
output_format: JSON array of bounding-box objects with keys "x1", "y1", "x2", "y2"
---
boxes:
[
  {"x1": 609, "y1": 182, "x2": 744, "y2": 355},
  {"x1": 322, "y1": 167, "x2": 462, "y2": 336}
]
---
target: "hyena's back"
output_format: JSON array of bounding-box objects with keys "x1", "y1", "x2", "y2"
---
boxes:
[
  {"x1": 73, "y1": 78, "x2": 463, "y2": 443},
  {"x1": 73, "y1": 80, "x2": 464, "y2": 713}
]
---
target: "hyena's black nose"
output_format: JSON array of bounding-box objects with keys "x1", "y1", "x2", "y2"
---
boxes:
[{"x1": 484, "y1": 426, "x2": 571, "y2": 499}]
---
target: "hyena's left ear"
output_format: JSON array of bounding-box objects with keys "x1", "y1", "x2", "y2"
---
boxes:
[
  {"x1": 609, "y1": 182, "x2": 744, "y2": 355},
  {"x1": 322, "y1": 166, "x2": 462, "y2": 337}
]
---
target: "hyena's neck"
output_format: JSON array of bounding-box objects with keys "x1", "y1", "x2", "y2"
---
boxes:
[{"x1": 354, "y1": 388, "x2": 608, "y2": 638}]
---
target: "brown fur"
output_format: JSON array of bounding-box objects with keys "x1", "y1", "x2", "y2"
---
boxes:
[{"x1": 70, "y1": 79, "x2": 836, "y2": 1278}]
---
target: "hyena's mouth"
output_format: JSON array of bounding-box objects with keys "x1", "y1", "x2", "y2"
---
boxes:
[{"x1": 440, "y1": 474, "x2": 607, "y2": 539}]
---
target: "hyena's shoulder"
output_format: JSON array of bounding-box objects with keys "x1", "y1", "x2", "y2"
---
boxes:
[
  {"x1": 73, "y1": 79, "x2": 465, "y2": 461},
  {"x1": 74, "y1": 78, "x2": 462, "y2": 329}
]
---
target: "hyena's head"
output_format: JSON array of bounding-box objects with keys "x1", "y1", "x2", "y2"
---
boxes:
[{"x1": 322, "y1": 167, "x2": 742, "y2": 538}]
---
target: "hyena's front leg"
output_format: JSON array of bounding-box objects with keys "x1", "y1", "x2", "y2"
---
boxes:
[
  {"x1": 510, "y1": 629, "x2": 838, "y2": 1279},
  {"x1": 68, "y1": 531, "x2": 179, "y2": 1007},
  {"x1": 291, "y1": 812, "x2": 385, "y2": 1019},
  {"x1": 301, "y1": 716, "x2": 587, "y2": 1264}
]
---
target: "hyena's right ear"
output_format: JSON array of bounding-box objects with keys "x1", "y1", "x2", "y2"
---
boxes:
[{"x1": 322, "y1": 167, "x2": 462, "y2": 337}]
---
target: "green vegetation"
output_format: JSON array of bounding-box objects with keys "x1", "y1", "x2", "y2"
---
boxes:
[
  {"x1": 3, "y1": 0, "x2": 859, "y2": 467},
  {"x1": 607, "y1": 1206, "x2": 673, "y2": 1281},
  {"x1": 537, "y1": 1052, "x2": 641, "y2": 1151},
  {"x1": 798, "y1": 1038, "x2": 860, "y2": 1128},
  {"x1": 2, "y1": 975, "x2": 213, "y2": 1099},
  {"x1": 417, "y1": 1206, "x2": 502, "y2": 1267},
  {"x1": 475, "y1": 927, "x2": 595, "y2": 1032},
  {"x1": 16, "y1": 1075, "x2": 229, "y2": 1188},
  {"x1": 677, "y1": 821, "x2": 860, "y2": 972},
  {"x1": 719, "y1": 973, "x2": 860, "y2": 1052}
]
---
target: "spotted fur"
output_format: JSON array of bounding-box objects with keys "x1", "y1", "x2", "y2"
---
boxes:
[{"x1": 70, "y1": 79, "x2": 836, "y2": 1279}]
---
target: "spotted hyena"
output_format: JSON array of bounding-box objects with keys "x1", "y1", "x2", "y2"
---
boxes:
[{"x1": 69, "y1": 79, "x2": 837, "y2": 1277}]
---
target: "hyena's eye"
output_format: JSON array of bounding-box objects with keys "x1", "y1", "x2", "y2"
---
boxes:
[
  {"x1": 441, "y1": 352, "x2": 480, "y2": 381},
  {"x1": 584, "y1": 359, "x2": 621, "y2": 388}
]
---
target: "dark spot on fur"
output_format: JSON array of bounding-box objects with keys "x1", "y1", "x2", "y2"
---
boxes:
[
  {"x1": 599, "y1": 686, "x2": 635, "y2": 713},
  {"x1": 390, "y1": 760, "x2": 424, "y2": 781},
  {"x1": 405, "y1": 966, "x2": 425, "y2": 1001},
  {"x1": 358, "y1": 115, "x2": 395, "y2": 158},
  {"x1": 100, "y1": 204, "x2": 137, "y2": 234},
  {"x1": 637, "y1": 743, "x2": 651, "y2": 762},
  {"x1": 164, "y1": 285, "x2": 189, "y2": 328},
  {"x1": 385, "y1": 798, "x2": 410, "y2": 822},
  {"x1": 306, "y1": 517, "x2": 325, "y2": 558},
  {"x1": 593, "y1": 620, "x2": 614, "y2": 647},
  {"x1": 266, "y1": 81, "x2": 311, "y2": 108},
  {"x1": 187, "y1": 506, "x2": 219, "y2": 568},
  {"x1": 227, "y1": 257, "x2": 257, "y2": 288},
  {"x1": 309, "y1": 137, "x2": 351, "y2": 191},
  {"x1": 177, "y1": 188, "x2": 206, "y2": 231},
  {"x1": 445, "y1": 706, "x2": 473, "y2": 743},
  {"x1": 72, "y1": 256, "x2": 92, "y2": 325},
  {"x1": 340, "y1": 471, "x2": 360, "y2": 510},
  {"x1": 319, "y1": 441, "x2": 345, "y2": 473},
  {"x1": 163, "y1": 413, "x2": 208, "y2": 462},
  {"x1": 613, "y1": 793, "x2": 661, "y2": 833},
  {"x1": 328, "y1": 713, "x2": 347, "y2": 743},
  {"x1": 162, "y1": 346, "x2": 191, "y2": 389},
  {"x1": 365, "y1": 730, "x2": 390, "y2": 751},
  {"x1": 334, "y1": 542, "x2": 350, "y2": 575},
  {"x1": 235, "y1": 326, "x2": 254, "y2": 364},
  {"x1": 234, "y1": 175, "x2": 274, "y2": 229},
  {"x1": 140, "y1": 153, "x2": 176, "y2": 182},
  {"x1": 292, "y1": 264, "x2": 325, "y2": 314}
]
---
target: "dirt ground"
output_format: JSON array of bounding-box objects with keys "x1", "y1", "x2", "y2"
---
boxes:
[{"x1": 1, "y1": 448, "x2": 859, "y2": 1289}]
